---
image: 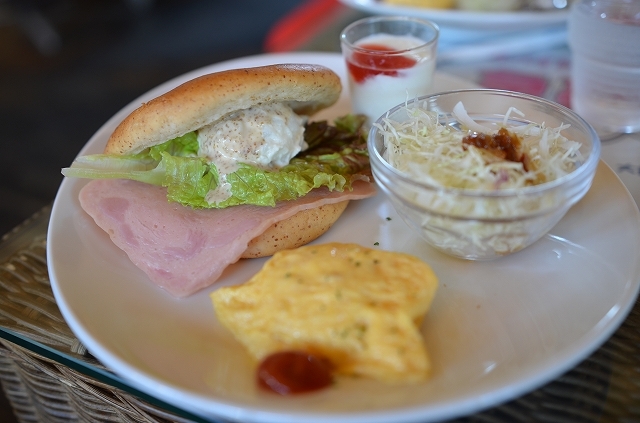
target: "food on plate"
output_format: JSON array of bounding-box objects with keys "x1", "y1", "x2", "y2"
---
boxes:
[
  {"x1": 78, "y1": 179, "x2": 374, "y2": 297},
  {"x1": 344, "y1": 33, "x2": 437, "y2": 123},
  {"x1": 63, "y1": 64, "x2": 365, "y2": 209},
  {"x1": 377, "y1": 101, "x2": 583, "y2": 190},
  {"x1": 373, "y1": 100, "x2": 585, "y2": 255},
  {"x1": 211, "y1": 242, "x2": 439, "y2": 392},
  {"x1": 256, "y1": 351, "x2": 334, "y2": 395},
  {"x1": 63, "y1": 64, "x2": 376, "y2": 297}
]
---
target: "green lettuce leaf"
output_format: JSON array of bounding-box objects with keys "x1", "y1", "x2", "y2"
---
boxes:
[
  {"x1": 148, "y1": 131, "x2": 199, "y2": 161},
  {"x1": 162, "y1": 152, "x2": 218, "y2": 207},
  {"x1": 61, "y1": 132, "x2": 201, "y2": 185},
  {"x1": 62, "y1": 115, "x2": 370, "y2": 209}
]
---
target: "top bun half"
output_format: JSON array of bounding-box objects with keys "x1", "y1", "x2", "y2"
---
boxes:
[{"x1": 105, "y1": 64, "x2": 342, "y2": 155}]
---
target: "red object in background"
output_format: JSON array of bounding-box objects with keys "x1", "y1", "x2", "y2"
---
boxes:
[
  {"x1": 346, "y1": 43, "x2": 417, "y2": 83},
  {"x1": 481, "y1": 70, "x2": 571, "y2": 108},
  {"x1": 480, "y1": 70, "x2": 548, "y2": 98},
  {"x1": 556, "y1": 80, "x2": 572, "y2": 108},
  {"x1": 264, "y1": 0, "x2": 343, "y2": 52}
]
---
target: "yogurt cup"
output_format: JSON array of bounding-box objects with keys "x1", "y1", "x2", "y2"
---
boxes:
[{"x1": 340, "y1": 16, "x2": 439, "y2": 124}]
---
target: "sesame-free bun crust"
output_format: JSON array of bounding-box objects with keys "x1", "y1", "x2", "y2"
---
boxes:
[
  {"x1": 242, "y1": 201, "x2": 349, "y2": 259},
  {"x1": 105, "y1": 64, "x2": 342, "y2": 155},
  {"x1": 104, "y1": 64, "x2": 348, "y2": 258}
]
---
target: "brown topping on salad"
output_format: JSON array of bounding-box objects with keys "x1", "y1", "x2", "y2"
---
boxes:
[{"x1": 463, "y1": 128, "x2": 530, "y2": 171}]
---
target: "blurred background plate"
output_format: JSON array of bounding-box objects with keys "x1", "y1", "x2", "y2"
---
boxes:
[
  {"x1": 339, "y1": 0, "x2": 569, "y2": 30},
  {"x1": 338, "y1": 0, "x2": 571, "y2": 63}
]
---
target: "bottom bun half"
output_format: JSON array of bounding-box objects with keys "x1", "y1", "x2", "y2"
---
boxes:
[{"x1": 242, "y1": 201, "x2": 350, "y2": 258}]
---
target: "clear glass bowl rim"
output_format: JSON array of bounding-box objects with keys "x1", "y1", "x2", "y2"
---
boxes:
[{"x1": 367, "y1": 88, "x2": 602, "y2": 200}]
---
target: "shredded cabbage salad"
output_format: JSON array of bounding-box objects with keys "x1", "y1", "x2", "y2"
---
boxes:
[
  {"x1": 374, "y1": 101, "x2": 586, "y2": 258},
  {"x1": 376, "y1": 101, "x2": 583, "y2": 191}
]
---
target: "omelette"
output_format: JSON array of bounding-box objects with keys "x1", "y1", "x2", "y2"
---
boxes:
[{"x1": 210, "y1": 242, "x2": 438, "y2": 384}]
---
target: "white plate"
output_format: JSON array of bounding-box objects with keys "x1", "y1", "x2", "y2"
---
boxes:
[
  {"x1": 339, "y1": 0, "x2": 569, "y2": 31},
  {"x1": 48, "y1": 53, "x2": 640, "y2": 423}
]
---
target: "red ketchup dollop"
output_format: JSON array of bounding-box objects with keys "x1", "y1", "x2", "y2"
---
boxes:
[
  {"x1": 257, "y1": 351, "x2": 333, "y2": 395},
  {"x1": 347, "y1": 43, "x2": 417, "y2": 83}
]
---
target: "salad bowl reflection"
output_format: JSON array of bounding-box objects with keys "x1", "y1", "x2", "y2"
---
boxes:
[{"x1": 368, "y1": 89, "x2": 601, "y2": 260}]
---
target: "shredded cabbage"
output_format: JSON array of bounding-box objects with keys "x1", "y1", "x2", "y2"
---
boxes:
[
  {"x1": 373, "y1": 101, "x2": 586, "y2": 258},
  {"x1": 376, "y1": 101, "x2": 583, "y2": 191}
]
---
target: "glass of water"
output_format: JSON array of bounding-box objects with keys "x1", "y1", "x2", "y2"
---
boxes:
[{"x1": 567, "y1": 0, "x2": 640, "y2": 136}]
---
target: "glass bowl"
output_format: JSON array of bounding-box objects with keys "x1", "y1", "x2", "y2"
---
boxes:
[{"x1": 367, "y1": 89, "x2": 601, "y2": 260}]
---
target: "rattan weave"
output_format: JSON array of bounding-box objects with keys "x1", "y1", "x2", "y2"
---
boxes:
[
  {"x1": 0, "y1": 208, "x2": 202, "y2": 423},
  {"x1": 0, "y1": 208, "x2": 639, "y2": 423}
]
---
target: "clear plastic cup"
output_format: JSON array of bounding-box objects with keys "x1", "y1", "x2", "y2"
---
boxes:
[
  {"x1": 568, "y1": 0, "x2": 640, "y2": 135},
  {"x1": 340, "y1": 16, "x2": 439, "y2": 124}
]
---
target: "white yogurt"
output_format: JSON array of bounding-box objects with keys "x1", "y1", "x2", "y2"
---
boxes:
[{"x1": 345, "y1": 33, "x2": 436, "y2": 123}]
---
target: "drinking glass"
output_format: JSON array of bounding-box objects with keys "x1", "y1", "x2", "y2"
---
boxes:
[
  {"x1": 340, "y1": 16, "x2": 439, "y2": 124},
  {"x1": 568, "y1": 0, "x2": 640, "y2": 136}
]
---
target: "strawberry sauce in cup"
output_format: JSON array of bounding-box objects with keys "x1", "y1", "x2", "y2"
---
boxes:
[{"x1": 341, "y1": 17, "x2": 439, "y2": 124}]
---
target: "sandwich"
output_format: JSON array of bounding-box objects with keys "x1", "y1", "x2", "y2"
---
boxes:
[{"x1": 62, "y1": 64, "x2": 375, "y2": 297}]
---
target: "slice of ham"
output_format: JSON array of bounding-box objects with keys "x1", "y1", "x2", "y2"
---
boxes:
[{"x1": 79, "y1": 179, "x2": 376, "y2": 297}]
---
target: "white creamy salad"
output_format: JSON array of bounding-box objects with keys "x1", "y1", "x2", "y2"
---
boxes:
[{"x1": 197, "y1": 103, "x2": 308, "y2": 204}]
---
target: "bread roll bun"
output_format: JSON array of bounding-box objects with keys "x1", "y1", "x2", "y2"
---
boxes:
[
  {"x1": 105, "y1": 63, "x2": 342, "y2": 155},
  {"x1": 242, "y1": 201, "x2": 349, "y2": 258},
  {"x1": 102, "y1": 63, "x2": 353, "y2": 258}
]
